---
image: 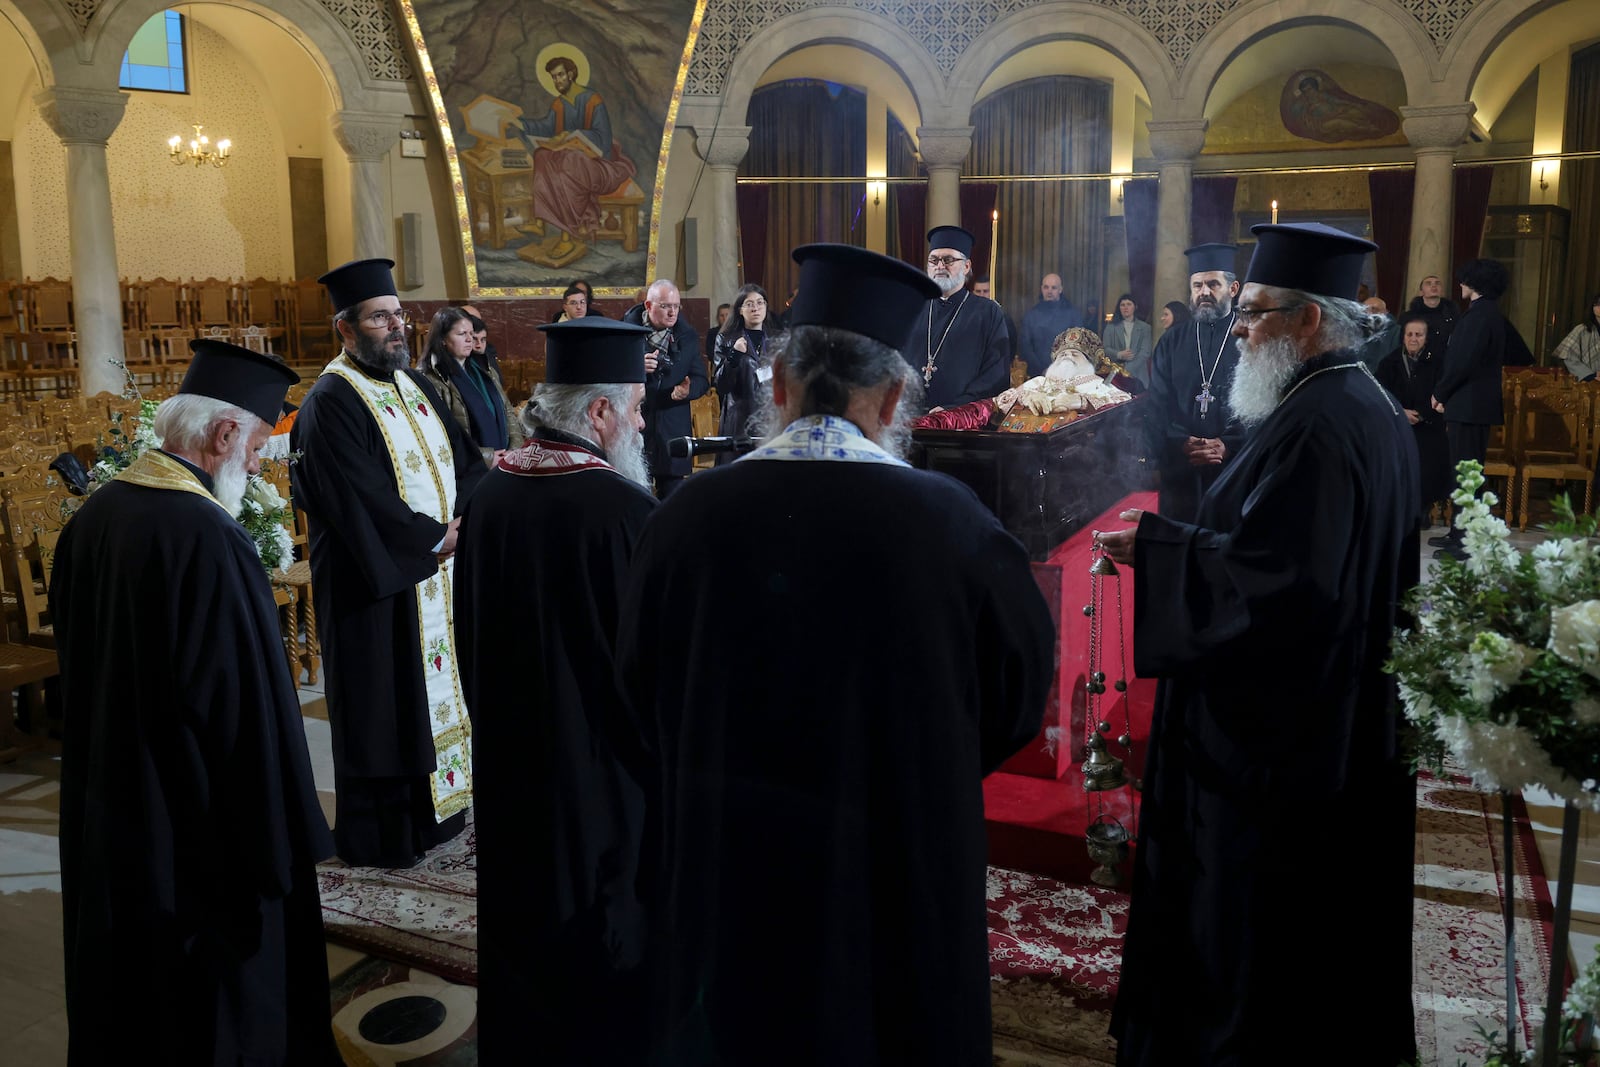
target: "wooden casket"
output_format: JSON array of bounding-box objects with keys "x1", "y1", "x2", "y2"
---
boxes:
[{"x1": 908, "y1": 396, "x2": 1150, "y2": 561}]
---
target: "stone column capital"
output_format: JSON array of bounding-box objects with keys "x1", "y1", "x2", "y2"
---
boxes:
[
  {"x1": 35, "y1": 87, "x2": 128, "y2": 146},
  {"x1": 694, "y1": 126, "x2": 751, "y2": 169},
  {"x1": 1400, "y1": 103, "x2": 1475, "y2": 153},
  {"x1": 916, "y1": 126, "x2": 974, "y2": 168},
  {"x1": 332, "y1": 110, "x2": 397, "y2": 162},
  {"x1": 1147, "y1": 119, "x2": 1209, "y2": 163}
]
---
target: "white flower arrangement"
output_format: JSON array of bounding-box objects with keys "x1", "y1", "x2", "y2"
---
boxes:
[{"x1": 1387, "y1": 461, "x2": 1600, "y2": 812}]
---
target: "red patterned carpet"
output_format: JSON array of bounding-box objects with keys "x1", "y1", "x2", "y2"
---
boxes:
[{"x1": 317, "y1": 780, "x2": 1552, "y2": 1065}]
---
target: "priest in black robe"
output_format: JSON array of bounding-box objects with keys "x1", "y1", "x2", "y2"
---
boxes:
[
  {"x1": 902, "y1": 225, "x2": 1013, "y2": 410},
  {"x1": 53, "y1": 340, "x2": 341, "y2": 1066},
  {"x1": 1375, "y1": 313, "x2": 1452, "y2": 524},
  {"x1": 1099, "y1": 224, "x2": 1418, "y2": 1067},
  {"x1": 1143, "y1": 243, "x2": 1249, "y2": 522},
  {"x1": 291, "y1": 259, "x2": 488, "y2": 868},
  {"x1": 455, "y1": 318, "x2": 656, "y2": 1064},
  {"x1": 617, "y1": 244, "x2": 1055, "y2": 1063}
]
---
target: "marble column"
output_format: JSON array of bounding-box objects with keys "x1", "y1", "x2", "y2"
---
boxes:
[
  {"x1": 694, "y1": 126, "x2": 750, "y2": 304},
  {"x1": 916, "y1": 127, "x2": 973, "y2": 231},
  {"x1": 332, "y1": 111, "x2": 396, "y2": 261},
  {"x1": 1147, "y1": 119, "x2": 1208, "y2": 341},
  {"x1": 1401, "y1": 104, "x2": 1476, "y2": 299},
  {"x1": 36, "y1": 87, "x2": 129, "y2": 399}
]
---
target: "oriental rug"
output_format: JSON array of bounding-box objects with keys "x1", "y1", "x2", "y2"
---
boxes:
[
  {"x1": 317, "y1": 813, "x2": 479, "y2": 986},
  {"x1": 314, "y1": 779, "x2": 1552, "y2": 1065}
]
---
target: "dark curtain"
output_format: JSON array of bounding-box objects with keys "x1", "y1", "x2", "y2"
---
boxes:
[
  {"x1": 1565, "y1": 43, "x2": 1600, "y2": 332},
  {"x1": 887, "y1": 112, "x2": 921, "y2": 266},
  {"x1": 1124, "y1": 178, "x2": 1159, "y2": 323},
  {"x1": 895, "y1": 186, "x2": 927, "y2": 270},
  {"x1": 960, "y1": 183, "x2": 999, "y2": 283},
  {"x1": 966, "y1": 77, "x2": 1111, "y2": 316},
  {"x1": 1450, "y1": 165, "x2": 1495, "y2": 308},
  {"x1": 741, "y1": 80, "x2": 867, "y2": 300},
  {"x1": 735, "y1": 184, "x2": 769, "y2": 297},
  {"x1": 1189, "y1": 177, "x2": 1238, "y2": 245},
  {"x1": 1367, "y1": 168, "x2": 1415, "y2": 309}
]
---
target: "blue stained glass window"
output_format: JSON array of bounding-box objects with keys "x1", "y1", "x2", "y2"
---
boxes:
[{"x1": 120, "y1": 11, "x2": 187, "y2": 95}]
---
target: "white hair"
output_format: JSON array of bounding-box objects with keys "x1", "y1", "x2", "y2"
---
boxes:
[
  {"x1": 152, "y1": 394, "x2": 264, "y2": 454},
  {"x1": 522, "y1": 382, "x2": 634, "y2": 443}
]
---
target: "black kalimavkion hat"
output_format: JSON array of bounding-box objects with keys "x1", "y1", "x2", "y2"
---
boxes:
[
  {"x1": 788, "y1": 243, "x2": 942, "y2": 352},
  {"x1": 926, "y1": 225, "x2": 975, "y2": 259},
  {"x1": 181, "y1": 339, "x2": 300, "y2": 425},
  {"x1": 1246, "y1": 222, "x2": 1377, "y2": 301},
  {"x1": 1184, "y1": 242, "x2": 1238, "y2": 276},
  {"x1": 538, "y1": 318, "x2": 651, "y2": 384},
  {"x1": 317, "y1": 258, "x2": 398, "y2": 313}
]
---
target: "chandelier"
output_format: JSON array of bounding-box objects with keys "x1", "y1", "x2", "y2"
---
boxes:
[{"x1": 167, "y1": 124, "x2": 233, "y2": 169}]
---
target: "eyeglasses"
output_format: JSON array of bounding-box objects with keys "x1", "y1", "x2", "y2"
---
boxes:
[
  {"x1": 927, "y1": 255, "x2": 967, "y2": 267},
  {"x1": 362, "y1": 309, "x2": 412, "y2": 329},
  {"x1": 1234, "y1": 305, "x2": 1302, "y2": 325},
  {"x1": 653, "y1": 303, "x2": 682, "y2": 313}
]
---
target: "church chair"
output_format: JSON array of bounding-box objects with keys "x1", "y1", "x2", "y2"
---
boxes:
[
  {"x1": 689, "y1": 392, "x2": 718, "y2": 471},
  {"x1": 260, "y1": 458, "x2": 319, "y2": 687},
  {"x1": 22, "y1": 278, "x2": 74, "y2": 337},
  {"x1": 189, "y1": 278, "x2": 236, "y2": 336},
  {"x1": 15, "y1": 332, "x2": 79, "y2": 399},
  {"x1": 1518, "y1": 384, "x2": 1598, "y2": 530},
  {"x1": 239, "y1": 278, "x2": 289, "y2": 356},
  {"x1": 289, "y1": 278, "x2": 336, "y2": 371},
  {"x1": 132, "y1": 277, "x2": 194, "y2": 388}
]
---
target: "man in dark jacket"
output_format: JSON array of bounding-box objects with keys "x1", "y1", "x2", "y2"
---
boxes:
[
  {"x1": 1019, "y1": 272, "x2": 1083, "y2": 376},
  {"x1": 623, "y1": 279, "x2": 707, "y2": 498},
  {"x1": 1428, "y1": 258, "x2": 1509, "y2": 559},
  {"x1": 1407, "y1": 274, "x2": 1458, "y2": 355}
]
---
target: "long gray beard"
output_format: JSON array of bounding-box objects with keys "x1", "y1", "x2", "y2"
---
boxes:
[
  {"x1": 1227, "y1": 333, "x2": 1302, "y2": 427},
  {"x1": 608, "y1": 421, "x2": 651, "y2": 488},
  {"x1": 1192, "y1": 299, "x2": 1231, "y2": 324},
  {"x1": 353, "y1": 328, "x2": 410, "y2": 374},
  {"x1": 931, "y1": 273, "x2": 965, "y2": 297},
  {"x1": 213, "y1": 441, "x2": 253, "y2": 517}
]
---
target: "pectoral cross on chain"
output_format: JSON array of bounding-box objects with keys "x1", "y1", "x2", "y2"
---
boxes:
[{"x1": 1195, "y1": 383, "x2": 1214, "y2": 417}]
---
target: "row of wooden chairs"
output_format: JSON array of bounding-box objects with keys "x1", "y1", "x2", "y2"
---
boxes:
[{"x1": 1482, "y1": 372, "x2": 1600, "y2": 530}]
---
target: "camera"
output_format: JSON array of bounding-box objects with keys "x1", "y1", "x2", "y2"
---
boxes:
[{"x1": 647, "y1": 328, "x2": 675, "y2": 374}]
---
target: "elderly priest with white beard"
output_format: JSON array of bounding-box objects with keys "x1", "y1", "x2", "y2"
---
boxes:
[
  {"x1": 904, "y1": 225, "x2": 1013, "y2": 411},
  {"x1": 453, "y1": 318, "x2": 656, "y2": 1064},
  {"x1": 618, "y1": 244, "x2": 1055, "y2": 1062},
  {"x1": 53, "y1": 340, "x2": 342, "y2": 1065},
  {"x1": 1097, "y1": 223, "x2": 1419, "y2": 1067}
]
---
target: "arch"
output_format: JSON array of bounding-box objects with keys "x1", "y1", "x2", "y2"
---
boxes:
[
  {"x1": 754, "y1": 44, "x2": 923, "y2": 134},
  {"x1": 0, "y1": 0, "x2": 70, "y2": 88},
  {"x1": 719, "y1": 8, "x2": 948, "y2": 131},
  {"x1": 1178, "y1": 0, "x2": 1440, "y2": 117},
  {"x1": 1444, "y1": 0, "x2": 1600, "y2": 117},
  {"x1": 81, "y1": 0, "x2": 372, "y2": 109},
  {"x1": 947, "y1": 3, "x2": 1174, "y2": 119}
]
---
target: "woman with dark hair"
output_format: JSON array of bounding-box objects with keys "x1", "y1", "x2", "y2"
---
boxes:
[
  {"x1": 1555, "y1": 293, "x2": 1600, "y2": 381},
  {"x1": 417, "y1": 306, "x2": 523, "y2": 465},
  {"x1": 711, "y1": 284, "x2": 770, "y2": 459},
  {"x1": 1102, "y1": 292, "x2": 1153, "y2": 387},
  {"x1": 1158, "y1": 300, "x2": 1189, "y2": 331}
]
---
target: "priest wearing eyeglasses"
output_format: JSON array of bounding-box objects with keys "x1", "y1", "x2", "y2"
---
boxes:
[
  {"x1": 901, "y1": 226, "x2": 1012, "y2": 412},
  {"x1": 290, "y1": 258, "x2": 488, "y2": 868},
  {"x1": 1098, "y1": 224, "x2": 1418, "y2": 1067}
]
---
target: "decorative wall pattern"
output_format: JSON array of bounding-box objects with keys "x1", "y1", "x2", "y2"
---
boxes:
[
  {"x1": 686, "y1": 0, "x2": 1478, "y2": 95},
  {"x1": 21, "y1": 21, "x2": 291, "y2": 279},
  {"x1": 1392, "y1": 0, "x2": 1478, "y2": 54},
  {"x1": 63, "y1": 0, "x2": 99, "y2": 35},
  {"x1": 318, "y1": 0, "x2": 412, "y2": 81}
]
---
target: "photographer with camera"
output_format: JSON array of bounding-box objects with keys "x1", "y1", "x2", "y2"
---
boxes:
[{"x1": 623, "y1": 279, "x2": 707, "y2": 498}]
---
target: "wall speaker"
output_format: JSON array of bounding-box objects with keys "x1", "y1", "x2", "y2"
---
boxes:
[
  {"x1": 399, "y1": 212, "x2": 423, "y2": 289},
  {"x1": 678, "y1": 217, "x2": 699, "y2": 291}
]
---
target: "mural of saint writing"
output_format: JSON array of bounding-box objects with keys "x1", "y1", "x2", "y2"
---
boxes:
[{"x1": 517, "y1": 49, "x2": 639, "y2": 268}]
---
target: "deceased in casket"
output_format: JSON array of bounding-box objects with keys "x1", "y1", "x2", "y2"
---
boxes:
[{"x1": 996, "y1": 327, "x2": 1133, "y2": 416}]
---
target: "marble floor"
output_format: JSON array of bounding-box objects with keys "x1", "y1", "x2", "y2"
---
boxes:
[{"x1": 3, "y1": 519, "x2": 1598, "y2": 1064}]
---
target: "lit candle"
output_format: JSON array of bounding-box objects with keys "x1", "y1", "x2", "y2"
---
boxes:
[
  {"x1": 1271, "y1": 200, "x2": 1279, "y2": 224},
  {"x1": 990, "y1": 209, "x2": 1000, "y2": 305}
]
